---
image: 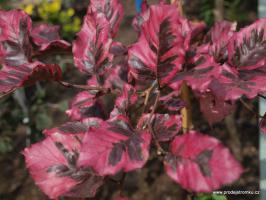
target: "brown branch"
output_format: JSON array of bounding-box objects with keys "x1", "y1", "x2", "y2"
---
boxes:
[
  {"x1": 141, "y1": 83, "x2": 156, "y2": 114},
  {"x1": 240, "y1": 98, "x2": 263, "y2": 118},
  {"x1": 58, "y1": 80, "x2": 109, "y2": 92},
  {"x1": 214, "y1": 0, "x2": 224, "y2": 21},
  {"x1": 170, "y1": 1, "x2": 193, "y2": 133},
  {"x1": 180, "y1": 83, "x2": 193, "y2": 133}
]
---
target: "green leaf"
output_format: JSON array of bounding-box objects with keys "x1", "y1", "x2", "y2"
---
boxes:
[{"x1": 198, "y1": 193, "x2": 227, "y2": 200}]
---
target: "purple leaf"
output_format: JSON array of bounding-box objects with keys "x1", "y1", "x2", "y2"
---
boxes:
[
  {"x1": 78, "y1": 115, "x2": 151, "y2": 176},
  {"x1": 164, "y1": 131, "x2": 243, "y2": 192}
]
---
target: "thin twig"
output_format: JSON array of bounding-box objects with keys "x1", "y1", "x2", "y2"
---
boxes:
[
  {"x1": 0, "y1": 88, "x2": 16, "y2": 99},
  {"x1": 58, "y1": 80, "x2": 109, "y2": 92},
  {"x1": 141, "y1": 84, "x2": 156, "y2": 114},
  {"x1": 240, "y1": 98, "x2": 263, "y2": 118},
  {"x1": 146, "y1": 90, "x2": 166, "y2": 155}
]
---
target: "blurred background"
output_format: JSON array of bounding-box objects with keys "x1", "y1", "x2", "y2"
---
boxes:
[{"x1": 0, "y1": 0, "x2": 259, "y2": 199}]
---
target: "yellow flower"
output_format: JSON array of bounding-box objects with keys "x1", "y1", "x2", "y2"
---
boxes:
[
  {"x1": 66, "y1": 8, "x2": 74, "y2": 17},
  {"x1": 24, "y1": 4, "x2": 34, "y2": 15},
  {"x1": 48, "y1": 0, "x2": 61, "y2": 13}
]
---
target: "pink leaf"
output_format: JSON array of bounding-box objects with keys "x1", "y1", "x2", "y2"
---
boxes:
[
  {"x1": 0, "y1": 11, "x2": 63, "y2": 94},
  {"x1": 170, "y1": 55, "x2": 221, "y2": 92},
  {"x1": 137, "y1": 114, "x2": 182, "y2": 142},
  {"x1": 128, "y1": 4, "x2": 185, "y2": 90},
  {"x1": 132, "y1": 0, "x2": 150, "y2": 32},
  {"x1": 66, "y1": 91, "x2": 115, "y2": 121},
  {"x1": 159, "y1": 90, "x2": 185, "y2": 112},
  {"x1": 164, "y1": 131, "x2": 243, "y2": 192},
  {"x1": 0, "y1": 10, "x2": 32, "y2": 66},
  {"x1": 89, "y1": 0, "x2": 124, "y2": 37},
  {"x1": 227, "y1": 19, "x2": 266, "y2": 67},
  {"x1": 92, "y1": 64, "x2": 128, "y2": 90},
  {"x1": 78, "y1": 115, "x2": 151, "y2": 176},
  {"x1": 110, "y1": 41, "x2": 127, "y2": 56},
  {"x1": 31, "y1": 23, "x2": 70, "y2": 52},
  {"x1": 211, "y1": 62, "x2": 266, "y2": 100},
  {"x1": 201, "y1": 21, "x2": 236, "y2": 62},
  {"x1": 111, "y1": 84, "x2": 138, "y2": 117},
  {"x1": 0, "y1": 62, "x2": 62, "y2": 94},
  {"x1": 179, "y1": 19, "x2": 206, "y2": 51},
  {"x1": 73, "y1": 11, "x2": 113, "y2": 76},
  {"x1": 23, "y1": 134, "x2": 103, "y2": 199}
]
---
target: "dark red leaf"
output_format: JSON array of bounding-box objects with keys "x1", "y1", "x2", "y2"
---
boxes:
[
  {"x1": 89, "y1": 0, "x2": 124, "y2": 37},
  {"x1": 164, "y1": 131, "x2": 243, "y2": 192},
  {"x1": 78, "y1": 115, "x2": 151, "y2": 176},
  {"x1": 73, "y1": 11, "x2": 113, "y2": 76},
  {"x1": 259, "y1": 113, "x2": 266, "y2": 134},
  {"x1": 128, "y1": 4, "x2": 185, "y2": 89},
  {"x1": 138, "y1": 114, "x2": 182, "y2": 141},
  {"x1": 197, "y1": 92, "x2": 235, "y2": 125},
  {"x1": 23, "y1": 133, "x2": 103, "y2": 199},
  {"x1": 31, "y1": 23, "x2": 70, "y2": 52},
  {"x1": 115, "y1": 196, "x2": 130, "y2": 200},
  {"x1": 0, "y1": 10, "x2": 32, "y2": 66}
]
